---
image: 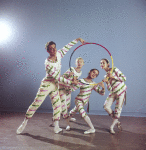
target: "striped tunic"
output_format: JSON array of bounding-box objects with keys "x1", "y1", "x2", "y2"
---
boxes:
[
  {"x1": 63, "y1": 67, "x2": 82, "y2": 81},
  {"x1": 105, "y1": 67, "x2": 127, "y2": 96},
  {"x1": 59, "y1": 67, "x2": 82, "y2": 90},
  {"x1": 43, "y1": 39, "x2": 78, "y2": 84},
  {"x1": 72, "y1": 79, "x2": 105, "y2": 105}
]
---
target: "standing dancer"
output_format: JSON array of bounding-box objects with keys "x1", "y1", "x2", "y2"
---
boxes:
[
  {"x1": 68, "y1": 69, "x2": 105, "y2": 134},
  {"x1": 59, "y1": 57, "x2": 84, "y2": 122},
  {"x1": 16, "y1": 38, "x2": 85, "y2": 134},
  {"x1": 100, "y1": 58, "x2": 127, "y2": 134}
]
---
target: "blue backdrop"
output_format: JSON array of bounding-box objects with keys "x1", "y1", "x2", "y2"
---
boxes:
[{"x1": 0, "y1": 0, "x2": 146, "y2": 117}]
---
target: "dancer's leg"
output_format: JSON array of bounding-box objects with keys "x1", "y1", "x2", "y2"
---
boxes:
[
  {"x1": 104, "y1": 94, "x2": 118, "y2": 134},
  {"x1": 84, "y1": 115, "x2": 95, "y2": 134},
  {"x1": 109, "y1": 93, "x2": 125, "y2": 134},
  {"x1": 66, "y1": 93, "x2": 71, "y2": 110},
  {"x1": 84, "y1": 116, "x2": 94, "y2": 129},
  {"x1": 103, "y1": 93, "x2": 115, "y2": 116},
  {"x1": 16, "y1": 81, "x2": 55, "y2": 134},
  {"x1": 114, "y1": 93, "x2": 125, "y2": 119},
  {"x1": 76, "y1": 100, "x2": 87, "y2": 118},
  {"x1": 54, "y1": 121, "x2": 62, "y2": 134},
  {"x1": 60, "y1": 90, "x2": 68, "y2": 119},
  {"x1": 75, "y1": 100, "x2": 95, "y2": 134},
  {"x1": 65, "y1": 118, "x2": 71, "y2": 131},
  {"x1": 59, "y1": 89, "x2": 71, "y2": 130},
  {"x1": 26, "y1": 81, "x2": 55, "y2": 118},
  {"x1": 69, "y1": 105, "x2": 78, "y2": 117},
  {"x1": 16, "y1": 118, "x2": 28, "y2": 134},
  {"x1": 66, "y1": 93, "x2": 76, "y2": 122},
  {"x1": 65, "y1": 105, "x2": 78, "y2": 131},
  {"x1": 112, "y1": 92, "x2": 125, "y2": 132},
  {"x1": 110, "y1": 118, "x2": 118, "y2": 134},
  {"x1": 49, "y1": 87, "x2": 62, "y2": 133}
]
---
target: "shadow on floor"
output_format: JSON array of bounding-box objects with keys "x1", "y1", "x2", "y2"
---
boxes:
[{"x1": 21, "y1": 133, "x2": 96, "y2": 150}]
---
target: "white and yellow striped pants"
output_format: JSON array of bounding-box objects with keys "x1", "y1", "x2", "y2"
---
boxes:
[
  {"x1": 104, "y1": 92, "x2": 126, "y2": 119},
  {"x1": 25, "y1": 80, "x2": 61, "y2": 121}
]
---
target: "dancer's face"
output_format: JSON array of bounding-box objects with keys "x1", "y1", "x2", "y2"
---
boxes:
[
  {"x1": 48, "y1": 44, "x2": 57, "y2": 56},
  {"x1": 89, "y1": 70, "x2": 99, "y2": 79},
  {"x1": 76, "y1": 59, "x2": 84, "y2": 68},
  {"x1": 100, "y1": 60, "x2": 109, "y2": 69}
]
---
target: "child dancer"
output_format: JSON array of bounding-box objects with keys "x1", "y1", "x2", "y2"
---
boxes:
[
  {"x1": 68, "y1": 69, "x2": 105, "y2": 134},
  {"x1": 59, "y1": 57, "x2": 84, "y2": 122},
  {"x1": 16, "y1": 38, "x2": 85, "y2": 134},
  {"x1": 100, "y1": 58, "x2": 127, "y2": 134}
]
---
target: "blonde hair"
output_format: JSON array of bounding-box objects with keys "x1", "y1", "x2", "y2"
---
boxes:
[{"x1": 75, "y1": 57, "x2": 84, "y2": 66}]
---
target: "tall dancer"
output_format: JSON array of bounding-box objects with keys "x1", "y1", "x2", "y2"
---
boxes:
[
  {"x1": 16, "y1": 38, "x2": 85, "y2": 134},
  {"x1": 100, "y1": 58, "x2": 127, "y2": 134}
]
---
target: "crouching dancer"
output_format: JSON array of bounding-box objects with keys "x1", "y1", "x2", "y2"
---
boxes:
[{"x1": 68, "y1": 69, "x2": 105, "y2": 134}]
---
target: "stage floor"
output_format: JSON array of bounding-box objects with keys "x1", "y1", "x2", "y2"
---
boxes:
[{"x1": 0, "y1": 112, "x2": 146, "y2": 150}]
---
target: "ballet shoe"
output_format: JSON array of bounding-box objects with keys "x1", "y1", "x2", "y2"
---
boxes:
[
  {"x1": 54, "y1": 127, "x2": 63, "y2": 134},
  {"x1": 117, "y1": 122, "x2": 122, "y2": 131},
  {"x1": 70, "y1": 118, "x2": 76, "y2": 122},
  {"x1": 109, "y1": 128, "x2": 115, "y2": 134},
  {"x1": 66, "y1": 125, "x2": 71, "y2": 131},
  {"x1": 16, "y1": 118, "x2": 28, "y2": 134},
  {"x1": 84, "y1": 129, "x2": 95, "y2": 134}
]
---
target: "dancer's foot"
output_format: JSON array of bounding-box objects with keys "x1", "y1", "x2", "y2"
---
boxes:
[
  {"x1": 109, "y1": 118, "x2": 118, "y2": 135},
  {"x1": 54, "y1": 121, "x2": 62, "y2": 134},
  {"x1": 84, "y1": 129, "x2": 95, "y2": 134},
  {"x1": 117, "y1": 122, "x2": 122, "y2": 131},
  {"x1": 70, "y1": 118, "x2": 76, "y2": 122},
  {"x1": 109, "y1": 128, "x2": 115, "y2": 134},
  {"x1": 16, "y1": 118, "x2": 28, "y2": 134},
  {"x1": 66, "y1": 125, "x2": 70, "y2": 131},
  {"x1": 54, "y1": 127, "x2": 63, "y2": 134}
]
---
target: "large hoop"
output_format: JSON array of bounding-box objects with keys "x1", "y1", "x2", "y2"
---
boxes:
[{"x1": 69, "y1": 42, "x2": 114, "y2": 86}]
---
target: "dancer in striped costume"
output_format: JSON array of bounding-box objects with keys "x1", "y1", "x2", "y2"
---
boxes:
[
  {"x1": 59, "y1": 57, "x2": 84, "y2": 122},
  {"x1": 16, "y1": 38, "x2": 85, "y2": 134},
  {"x1": 101, "y1": 58, "x2": 127, "y2": 134},
  {"x1": 68, "y1": 69, "x2": 105, "y2": 134}
]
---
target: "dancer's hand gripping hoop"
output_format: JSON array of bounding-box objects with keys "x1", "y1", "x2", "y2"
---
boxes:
[{"x1": 69, "y1": 42, "x2": 114, "y2": 86}]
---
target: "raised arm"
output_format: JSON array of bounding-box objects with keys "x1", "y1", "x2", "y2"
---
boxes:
[{"x1": 58, "y1": 38, "x2": 85, "y2": 58}]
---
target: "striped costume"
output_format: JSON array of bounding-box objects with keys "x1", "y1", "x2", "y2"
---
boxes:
[
  {"x1": 104, "y1": 67, "x2": 127, "y2": 119},
  {"x1": 69, "y1": 79, "x2": 105, "y2": 118},
  {"x1": 59, "y1": 67, "x2": 82, "y2": 118},
  {"x1": 25, "y1": 39, "x2": 78, "y2": 121}
]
